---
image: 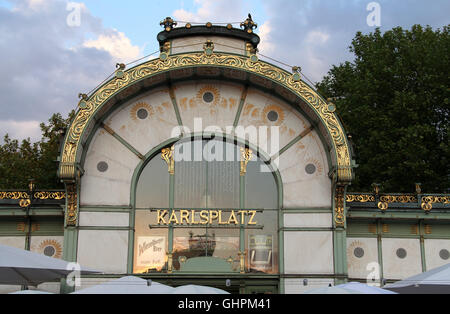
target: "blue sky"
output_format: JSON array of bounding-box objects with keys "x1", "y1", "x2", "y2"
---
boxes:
[{"x1": 0, "y1": 0, "x2": 448, "y2": 142}]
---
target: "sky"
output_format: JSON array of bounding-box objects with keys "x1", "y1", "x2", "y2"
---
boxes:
[{"x1": 0, "y1": 0, "x2": 448, "y2": 142}]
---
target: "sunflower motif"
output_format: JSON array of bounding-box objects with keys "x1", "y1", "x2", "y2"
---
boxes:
[
  {"x1": 37, "y1": 239, "x2": 63, "y2": 259},
  {"x1": 304, "y1": 158, "x2": 323, "y2": 176},
  {"x1": 196, "y1": 86, "x2": 220, "y2": 107},
  {"x1": 262, "y1": 104, "x2": 285, "y2": 126},
  {"x1": 130, "y1": 102, "x2": 153, "y2": 121}
]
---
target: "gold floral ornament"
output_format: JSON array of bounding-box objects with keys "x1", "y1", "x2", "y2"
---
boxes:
[
  {"x1": 240, "y1": 147, "x2": 253, "y2": 176},
  {"x1": 334, "y1": 186, "x2": 345, "y2": 227},
  {"x1": 161, "y1": 146, "x2": 175, "y2": 174},
  {"x1": 66, "y1": 184, "x2": 78, "y2": 226}
]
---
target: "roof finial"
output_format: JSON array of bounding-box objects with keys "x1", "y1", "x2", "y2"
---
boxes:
[
  {"x1": 160, "y1": 17, "x2": 177, "y2": 32},
  {"x1": 241, "y1": 13, "x2": 257, "y2": 33}
]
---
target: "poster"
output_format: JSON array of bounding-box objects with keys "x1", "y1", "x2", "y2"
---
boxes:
[
  {"x1": 136, "y1": 236, "x2": 166, "y2": 269},
  {"x1": 248, "y1": 235, "x2": 273, "y2": 272}
]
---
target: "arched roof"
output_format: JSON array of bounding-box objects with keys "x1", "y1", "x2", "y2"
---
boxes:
[{"x1": 58, "y1": 51, "x2": 353, "y2": 184}]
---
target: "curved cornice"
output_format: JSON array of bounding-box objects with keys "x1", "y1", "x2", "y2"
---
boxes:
[{"x1": 58, "y1": 51, "x2": 353, "y2": 184}]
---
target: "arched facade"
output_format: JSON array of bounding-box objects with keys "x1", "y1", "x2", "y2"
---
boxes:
[{"x1": 58, "y1": 22, "x2": 354, "y2": 293}]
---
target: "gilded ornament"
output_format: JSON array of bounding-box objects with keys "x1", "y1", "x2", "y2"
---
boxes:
[
  {"x1": 161, "y1": 146, "x2": 175, "y2": 174},
  {"x1": 66, "y1": 184, "x2": 78, "y2": 226},
  {"x1": 240, "y1": 147, "x2": 253, "y2": 176},
  {"x1": 59, "y1": 52, "x2": 353, "y2": 183},
  {"x1": 334, "y1": 186, "x2": 345, "y2": 227}
]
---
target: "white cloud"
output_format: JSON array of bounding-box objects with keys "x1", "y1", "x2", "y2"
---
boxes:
[
  {"x1": 172, "y1": 0, "x2": 247, "y2": 24},
  {"x1": 257, "y1": 21, "x2": 275, "y2": 55},
  {"x1": 0, "y1": 0, "x2": 141, "y2": 142},
  {"x1": 0, "y1": 120, "x2": 41, "y2": 142},
  {"x1": 83, "y1": 31, "x2": 142, "y2": 63},
  {"x1": 306, "y1": 30, "x2": 330, "y2": 45}
]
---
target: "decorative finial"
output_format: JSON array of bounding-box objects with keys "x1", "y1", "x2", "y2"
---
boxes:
[
  {"x1": 240, "y1": 13, "x2": 257, "y2": 33},
  {"x1": 78, "y1": 93, "x2": 88, "y2": 100},
  {"x1": 372, "y1": 183, "x2": 380, "y2": 195},
  {"x1": 415, "y1": 183, "x2": 422, "y2": 194},
  {"x1": 292, "y1": 66, "x2": 302, "y2": 82},
  {"x1": 160, "y1": 17, "x2": 177, "y2": 32}
]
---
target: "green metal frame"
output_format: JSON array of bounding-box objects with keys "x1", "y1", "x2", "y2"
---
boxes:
[{"x1": 127, "y1": 133, "x2": 284, "y2": 292}]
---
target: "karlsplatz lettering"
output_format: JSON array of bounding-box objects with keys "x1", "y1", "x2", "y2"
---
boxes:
[
  {"x1": 138, "y1": 238, "x2": 164, "y2": 256},
  {"x1": 156, "y1": 209, "x2": 258, "y2": 225},
  {"x1": 178, "y1": 298, "x2": 212, "y2": 312}
]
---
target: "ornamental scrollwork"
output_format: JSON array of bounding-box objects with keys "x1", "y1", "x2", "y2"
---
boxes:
[
  {"x1": 66, "y1": 184, "x2": 78, "y2": 226},
  {"x1": 0, "y1": 191, "x2": 29, "y2": 200},
  {"x1": 334, "y1": 186, "x2": 346, "y2": 227},
  {"x1": 34, "y1": 192, "x2": 66, "y2": 200},
  {"x1": 59, "y1": 52, "x2": 353, "y2": 183}
]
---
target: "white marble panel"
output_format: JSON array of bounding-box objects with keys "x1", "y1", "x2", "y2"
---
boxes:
[
  {"x1": 381, "y1": 238, "x2": 422, "y2": 280},
  {"x1": 276, "y1": 130, "x2": 331, "y2": 208},
  {"x1": 77, "y1": 230, "x2": 129, "y2": 274},
  {"x1": 283, "y1": 213, "x2": 332, "y2": 228},
  {"x1": 171, "y1": 36, "x2": 246, "y2": 55},
  {"x1": 284, "y1": 278, "x2": 335, "y2": 294},
  {"x1": 107, "y1": 88, "x2": 179, "y2": 155},
  {"x1": 424, "y1": 239, "x2": 450, "y2": 271},
  {"x1": 175, "y1": 81, "x2": 242, "y2": 134},
  {"x1": 284, "y1": 231, "x2": 334, "y2": 274},
  {"x1": 81, "y1": 128, "x2": 140, "y2": 206},
  {"x1": 79, "y1": 212, "x2": 130, "y2": 227},
  {"x1": 0, "y1": 236, "x2": 25, "y2": 249},
  {"x1": 346, "y1": 238, "x2": 379, "y2": 280},
  {"x1": 237, "y1": 88, "x2": 310, "y2": 151}
]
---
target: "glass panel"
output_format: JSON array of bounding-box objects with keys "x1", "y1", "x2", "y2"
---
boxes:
[
  {"x1": 174, "y1": 141, "x2": 207, "y2": 208},
  {"x1": 136, "y1": 156, "x2": 169, "y2": 208},
  {"x1": 245, "y1": 210, "x2": 278, "y2": 274},
  {"x1": 245, "y1": 159, "x2": 278, "y2": 209},
  {"x1": 133, "y1": 210, "x2": 168, "y2": 273},
  {"x1": 173, "y1": 227, "x2": 240, "y2": 271},
  {"x1": 206, "y1": 140, "x2": 239, "y2": 208}
]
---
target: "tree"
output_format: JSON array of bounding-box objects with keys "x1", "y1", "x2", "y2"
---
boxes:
[
  {"x1": 0, "y1": 112, "x2": 74, "y2": 190},
  {"x1": 317, "y1": 25, "x2": 449, "y2": 193}
]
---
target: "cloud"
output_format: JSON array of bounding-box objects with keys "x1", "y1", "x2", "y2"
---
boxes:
[
  {"x1": 0, "y1": 120, "x2": 41, "y2": 142},
  {"x1": 83, "y1": 31, "x2": 142, "y2": 62},
  {"x1": 172, "y1": 0, "x2": 252, "y2": 24},
  {"x1": 258, "y1": 0, "x2": 450, "y2": 83},
  {"x1": 0, "y1": 0, "x2": 140, "y2": 142}
]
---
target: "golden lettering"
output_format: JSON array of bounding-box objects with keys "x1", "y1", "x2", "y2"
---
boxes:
[
  {"x1": 155, "y1": 209, "x2": 258, "y2": 226},
  {"x1": 168, "y1": 211, "x2": 179, "y2": 224},
  {"x1": 239, "y1": 210, "x2": 248, "y2": 225},
  {"x1": 248, "y1": 210, "x2": 257, "y2": 225},
  {"x1": 228, "y1": 211, "x2": 238, "y2": 224},
  {"x1": 180, "y1": 210, "x2": 190, "y2": 225},
  {"x1": 199, "y1": 210, "x2": 209, "y2": 225},
  {"x1": 157, "y1": 210, "x2": 168, "y2": 225},
  {"x1": 209, "y1": 210, "x2": 219, "y2": 224},
  {"x1": 218, "y1": 210, "x2": 227, "y2": 225},
  {"x1": 191, "y1": 210, "x2": 197, "y2": 224}
]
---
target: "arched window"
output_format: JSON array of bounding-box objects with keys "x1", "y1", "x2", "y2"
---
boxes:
[{"x1": 133, "y1": 137, "x2": 279, "y2": 274}]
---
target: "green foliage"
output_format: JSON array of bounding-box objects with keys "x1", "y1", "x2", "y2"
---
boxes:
[
  {"x1": 317, "y1": 25, "x2": 449, "y2": 193},
  {"x1": 0, "y1": 111, "x2": 74, "y2": 189}
]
